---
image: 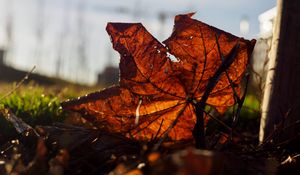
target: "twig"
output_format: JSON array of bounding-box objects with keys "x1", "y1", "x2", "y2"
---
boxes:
[
  {"x1": 0, "y1": 108, "x2": 39, "y2": 136},
  {"x1": 201, "y1": 109, "x2": 232, "y2": 133},
  {"x1": 249, "y1": 132, "x2": 300, "y2": 156},
  {"x1": 215, "y1": 35, "x2": 240, "y2": 104},
  {"x1": 152, "y1": 119, "x2": 164, "y2": 142},
  {"x1": 232, "y1": 74, "x2": 249, "y2": 127},
  {"x1": 0, "y1": 66, "x2": 36, "y2": 101},
  {"x1": 153, "y1": 104, "x2": 188, "y2": 151},
  {"x1": 193, "y1": 43, "x2": 240, "y2": 149},
  {"x1": 215, "y1": 35, "x2": 250, "y2": 137},
  {"x1": 259, "y1": 109, "x2": 294, "y2": 148}
]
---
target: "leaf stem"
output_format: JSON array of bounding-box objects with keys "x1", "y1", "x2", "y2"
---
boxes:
[{"x1": 193, "y1": 43, "x2": 240, "y2": 149}]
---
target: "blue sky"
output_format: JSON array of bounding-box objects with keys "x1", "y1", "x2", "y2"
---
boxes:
[{"x1": 0, "y1": 0, "x2": 276, "y2": 84}]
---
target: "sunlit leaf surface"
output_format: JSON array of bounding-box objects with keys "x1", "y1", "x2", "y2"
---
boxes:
[{"x1": 62, "y1": 13, "x2": 255, "y2": 141}]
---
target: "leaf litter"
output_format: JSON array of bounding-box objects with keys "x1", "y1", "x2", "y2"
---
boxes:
[{"x1": 1, "y1": 13, "x2": 299, "y2": 175}]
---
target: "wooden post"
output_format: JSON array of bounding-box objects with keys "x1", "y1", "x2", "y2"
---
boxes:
[
  {"x1": 260, "y1": 0, "x2": 300, "y2": 142},
  {"x1": 0, "y1": 49, "x2": 5, "y2": 66}
]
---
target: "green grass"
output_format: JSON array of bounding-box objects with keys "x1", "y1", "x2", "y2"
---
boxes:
[
  {"x1": 0, "y1": 82, "x2": 104, "y2": 141},
  {"x1": 0, "y1": 82, "x2": 92, "y2": 141},
  {"x1": 0, "y1": 85, "x2": 61, "y2": 140},
  {"x1": 222, "y1": 95, "x2": 260, "y2": 118},
  {"x1": 205, "y1": 95, "x2": 261, "y2": 136},
  {"x1": 1, "y1": 87, "x2": 64, "y2": 125}
]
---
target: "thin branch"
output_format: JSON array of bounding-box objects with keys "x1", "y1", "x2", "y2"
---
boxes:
[
  {"x1": 153, "y1": 103, "x2": 188, "y2": 151},
  {"x1": 215, "y1": 35, "x2": 240, "y2": 104},
  {"x1": 202, "y1": 109, "x2": 232, "y2": 132},
  {"x1": 192, "y1": 27, "x2": 207, "y2": 95},
  {"x1": 214, "y1": 35, "x2": 250, "y2": 130},
  {"x1": 193, "y1": 43, "x2": 240, "y2": 149},
  {"x1": 259, "y1": 108, "x2": 295, "y2": 148},
  {"x1": 232, "y1": 74, "x2": 249, "y2": 128},
  {"x1": 0, "y1": 108, "x2": 39, "y2": 136},
  {"x1": 152, "y1": 119, "x2": 164, "y2": 142},
  {"x1": 0, "y1": 66, "x2": 36, "y2": 101}
]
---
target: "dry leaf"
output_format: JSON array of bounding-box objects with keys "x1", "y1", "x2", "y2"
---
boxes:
[{"x1": 62, "y1": 13, "x2": 255, "y2": 141}]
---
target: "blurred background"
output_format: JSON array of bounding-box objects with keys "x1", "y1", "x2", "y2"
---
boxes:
[{"x1": 0, "y1": 0, "x2": 276, "y2": 86}]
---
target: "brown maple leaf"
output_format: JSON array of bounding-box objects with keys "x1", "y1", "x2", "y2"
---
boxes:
[{"x1": 62, "y1": 13, "x2": 255, "y2": 142}]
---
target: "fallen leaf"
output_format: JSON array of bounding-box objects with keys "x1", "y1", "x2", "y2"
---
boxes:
[
  {"x1": 62, "y1": 13, "x2": 255, "y2": 141},
  {"x1": 147, "y1": 152, "x2": 161, "y2": 164}
]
